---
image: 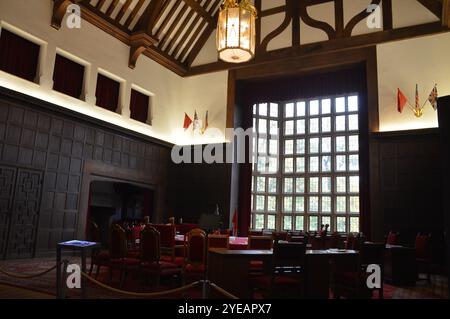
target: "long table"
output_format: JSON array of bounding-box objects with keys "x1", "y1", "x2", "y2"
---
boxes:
[
  {"x1": 207, "y1": 248, "x2": 358, "y2": 299},
  {"x1": 175, "y1": 235, "x2": 248, "y2": 249}
]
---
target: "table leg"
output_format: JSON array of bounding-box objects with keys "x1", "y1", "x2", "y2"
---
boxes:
[
  {"x1": 81, "y1": 251, "x2": 87, "y2": 299},
  {"x1": 56, "y1": 246, "x2": 61, "y2": 299}
]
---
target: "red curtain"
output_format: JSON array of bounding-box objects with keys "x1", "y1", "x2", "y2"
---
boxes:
[
  {"x1": 53, "y1": 54, "x2": 84, "y2": 99},
  {"x1": 130, "y1": 89, "x2": 149, "y2": 123},
  {"x1": 0, "y1": 29, "x2": 40, "y2": 82},
  {"x1": 95, "y1": 73, "x2": 120, "y2": 112}
]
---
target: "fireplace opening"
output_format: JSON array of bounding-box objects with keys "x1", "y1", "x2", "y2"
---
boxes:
[{"x1": 86, "y1": 181, "x2": 154, "y2": 248}]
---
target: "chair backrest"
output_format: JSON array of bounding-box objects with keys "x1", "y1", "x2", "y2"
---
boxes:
[
  {"x1": 207, "y1": 234, "x2": 229, "y2": 249},
  {"x1": 186, "y1": 228, "x2": 207, "y2": 265},
  {"x1": 109, "y1": 224, "x2": 127, "y2": 259},
  {"x1": 178, "y1": 223, "x2": 198, "y2": 235},
  {"x1": 220, "y1": 229, "x2": 232, "y2": 236},
  {"x1": 386, "y1": 231, "x2": 399, "y2": 245},
  {"x1": 329, "y1": 232, "x2": 341, "y2": 249},
  {"x1": 152, "y1": 224, "x2": 175, "y2": 248},
  {"x1": 248, "y1": 229, "x2": 263, "y2": 236},
  {"x1": 132, "y1": 225, "x2": 143, "y2": 243},
  {"x1": 360, "y1": 242, "x2": 385, "y2": 266},
  {"x1": 415, "y1": 233, "x2": 431, "y2": 259},
  {"x1": 272, "y1": 241, "x2": 306, "y2": 269},
  {"x1": 272, "y1": 231, "x2": 288, "y2": 242},
  {"x1": 248, "y1": 235, "x2": 273, "y2": 250},
  {"x1": 140, "y1": 225, "x2": 161, "y2": 263}
]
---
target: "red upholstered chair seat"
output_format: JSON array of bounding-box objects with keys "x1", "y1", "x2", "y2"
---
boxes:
[
  {"x1": 251, "y1": 274, "x2": 301, "y2": 287},
  {"x1": 386, "y1": 232, "x2": 398, "y2": 245},
  {"x1": 250, "y1": 260, "x2": 264, "y2": 271},
  {"x1": 160, "y1": 255, "x2": 185, "y2": 266},
  {"x1": 184, "y1": 263, "x2": 206, "y2": 273},
  {"x1": 141, "y1": 261, "x2": 181, "y2": 276},
  {"x1": 110, "y1": 257, "x2": 141, "y2": 266}
]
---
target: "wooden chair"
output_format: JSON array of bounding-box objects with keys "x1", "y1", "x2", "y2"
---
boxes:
[
  {"x1": 329, "y1": 232, "x2": 342, "y2": 249},
  {"x1": 251, "y1": 241, "x2": 306, "y2": 298},
  {"x1": 415, "y1": 233, "x2": 432, "y2": 283},
  {"x1": 207, "y1": 234, "x2": 230, "y2": 249},
  {"x1": 139, "y1": 225, "x2": 181, "y2": 287},
  {"x1": 386, "y1": 231, "x2": 400, "y2": 245},
  {"x1": 152, "y1": 224, "x2": 184, "y2": 265},
  {"x1": 183, "y1": 228, "x2": 207, "y2": 284},
  {"x1": 88, "y1": 221, "x2": 110, "y2": 278},
  {"x1": 109, "y1": 224, "x2": 140, "y2": 288},
  {"x1": 248, "y1": 236, "x2": 273, "y2": 275}
]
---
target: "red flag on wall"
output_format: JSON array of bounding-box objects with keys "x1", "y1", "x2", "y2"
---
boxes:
[
  {"x1": 183, "y1": 113, "x2": 193, "y2": 130},
  {"x1": 397, "y1": 88, "x2": 408, "y2": 113},
  {"x1": 232, "y1": 208, "x2": 238, "y2": 236}
]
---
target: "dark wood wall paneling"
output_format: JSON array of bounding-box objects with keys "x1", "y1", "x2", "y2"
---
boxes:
[
  {"x1": 372, "y1": 129, "x2": 444, "y2": 260},
  {"x1": 0, "y1": 87, "x2": 171, "y2": 259},
  {"x1": 168, "y1": 144, "x2": 232, "y2": 228}
]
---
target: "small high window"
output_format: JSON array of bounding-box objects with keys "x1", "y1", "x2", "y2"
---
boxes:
[
  {"x1": 53, "y1": 54, "x2": 85, "y2": 99},
  {"x1": 95, "y1": 73, "x2": 120, "y2": 113},
  {"x1": 130, "y1": 89, "x2": 150, "y2": 124}
]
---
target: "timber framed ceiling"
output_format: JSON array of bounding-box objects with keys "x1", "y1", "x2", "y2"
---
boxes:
[{"x1": 51, "y1": 0, "x2": 450, "y2": 77}]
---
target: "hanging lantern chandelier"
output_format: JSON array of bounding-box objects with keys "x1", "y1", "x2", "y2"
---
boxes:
[{"x1": 216, "y1": 0, "x2": 257, "y2": 63}]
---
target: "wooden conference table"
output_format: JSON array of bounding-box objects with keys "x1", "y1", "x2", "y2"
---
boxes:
[
  {"x1": 175, "y1": 235, "x2": 248, "y2": 250},
  {"x1": 208, "y1": 248, "x2": 358, "y2": 299}
]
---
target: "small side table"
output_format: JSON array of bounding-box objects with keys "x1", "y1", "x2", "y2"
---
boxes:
[{"x1": 56, "y1": 240, "x2": 101, "y2": 299}]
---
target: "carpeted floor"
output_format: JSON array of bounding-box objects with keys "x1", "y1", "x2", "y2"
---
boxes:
[{"x1": 0, "y1": 257, "x2": 447, "y2": 299}]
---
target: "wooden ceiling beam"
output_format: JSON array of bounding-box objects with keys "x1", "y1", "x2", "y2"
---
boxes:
[
  {"x1": 417, "y1": 0, "x2": 443, "y2": 18},
  {"x1": 182, "y1": 0, "x2": 215, "y2": 26},
  {"x1": 96, "y1": 0, "x2": 108, "y2": 10},
  {"x1": 116, "y1": 0, "x2": 134, "y2": 22},
  {"x1": 159, "y1": 4, "x2": 189, "y2": 49},
  {"x1": 124, "y1": 0, "x2": 146, "y2": 28},
  {"x1": 443, "y1": 0, "x2": 450, "y2": 27},
  {"x1": 105, "y1": 0, "x2": 121, "y2": 17},
  {"x1": 382, "y1": 0, "x2": 393, "y2": 31},
  {"x1": 187, "y1": 22, "x2": 449, "y2": 76},
  {"x1": 156, "y1": 1, "x2": 183, "y2": 39},
  {"x1": 165, "y1": 8, "x2": 196, "y2": 54}
]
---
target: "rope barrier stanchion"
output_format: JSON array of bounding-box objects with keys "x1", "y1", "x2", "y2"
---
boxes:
[
  {"x1": 80, "y1": 272, "x2": 202, "y2": 298},
  {"x1": 0, "y1": 260, "x2": 66, "y2": 279},
  {"x1": 210, "y1": 282, "x2": 239, "y2": 299}
]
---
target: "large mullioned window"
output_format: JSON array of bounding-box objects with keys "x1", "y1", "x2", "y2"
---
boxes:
[{"x1": 251, "y1": 95, "x2": 360, "y2": 233}]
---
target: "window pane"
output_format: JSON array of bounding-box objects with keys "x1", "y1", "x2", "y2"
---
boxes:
[
  {"x1": 255, "y1": 214, "x2": 264, "y2": 229},
  {"x1": 259, "y1": 119, "x2": 267, "y2": 134},
  {"x1": 285, "y1": 103, "x2": 294, "y2": 118},
  {"x1": 348, "y1": 114, "x2": 359, "y2": 131},
  {"x1": 258, "y1": 138, "x2": 267, "y2": 154},
  {"x1": 310, "y1": 100, "x2": 319, "y2": 116},
  {"x1": 257, "y1": 157, "x2": 266, "y2": 172},
  {"x1": 296, "y1": 157, "x2": 305, "y2": 173},
  {"x1": 295, "y1": 216, "x2": 304, "y2": 231},
  {"x1": 336, "y1": 155, "x2": 347, "y2": 171},
  {"x1": 268, "y1": 157, "x2": 278, "y2": 173},
  {"x1": 322, "y1": 137, "x2": 331, "y2": 153},
  {"x1": 253, "y1": 104, "x2": 256, "y2": 115},
  {"x1": 284, "y1": 158, "x2": 294, "y2": 173},
  {"x1": 295, "y1": 196, "x2": 305, "y2": 212},
  {"x1": 350, "y1": 196, "x2": 360, "y2": 213},
  {"x1": 321, "y1": 196, "x2": 332, "y2": 213},
  {"x1": 322, "y1": 156, "x2": 332, "y2": 172},
  {"x1": 322, "y1": 216, "x2": 331, "y2": 227},
  {"x1": 256, "y1": 196, "x2": 265, "y2": 211},
  {"x1": 297, "y1": 102, "x2": 306, "y2": 117},
  {"x1": 322, "y1": 99, "x2": 331, "y2": 114},
  {"x1": 285, "y1": 140, "x2": 294, "y2": 155},
  {"x1": 336, "y1": 97, "x2": 346, "y2": 113},
  {"x1": 335, "y1": 116, "x2": 346, "y2": 131},
  {"x1": 322, "y1": 117, "x2": 331, "y2": 133},
  {"x1": 259, "y1": 103, "x2": 267, "y2": 116},
  {"x1": 296, "y1": 178, "x2": 305, "y2": 193},
  {"x1": 349, "y1": 155, "x2": 359, "y2": 171},
  {"x1": 309, "y1": 216, "x2": 318, "y2": 231},
  {"x1": 296, "y1": 139, "x2": 305, "y2": 154},
  {"x1": 309, "y1": 177, "x2": 319, "y2": 193},
  {"x1": 270, "y1": 121, "x2": 279, "y2": 135},
  {"x1": 348, "y1": 135, "x2": 359, "y2": 152},
  {"x1": 283, "y1": 216, "x2": 293, "y2": 231},
  {"x1": 267, "y1": 196, "x2": 277, "y2": 212},
  {"x1": 336, "y1": 196, "x2": 346, "y2": 213},
  {"x1": 268, "y1": 178, "x2": 277, "y2": 193},
  {"x1": 337, "y1": 217, "x2": 346, "y2": 232},
  {"x1": 267, "y1": 215, "x2": 276, "y2": 229},
  {"x1": 285, "y1": 121, "x2": 294, "y2": 135},
  {"x1": 309, "y1": 196, "x2": 319, "y2": 212},
  {"x1": 310, "y1": 118, "x2": 319, "y2": 133},
  {"x1": 321, "y1": 177, "x2": 332, "y2": 193},
  {"x1": 256, "y1": 177, "x2": 265, "y2": 192},
  {"x1": 336, "y1": 136, "x2": 346, "y2": 152},
  {"x1": 350, "y1": 217, "x2": 359, "y2": 233},
  {"x1": 296, "y1": 119, "x2": 306, "y2": 135},
  {"x1": 350, "y1": 176, "x2": 359, "y2": 193},
  {"x1": 309, "y1": 157, "x2": 319, "y2": 172},
  {"x1": 269, "y1": 139, "x2": 278, "y2": 155},
  {"x1": 348, "y1": 96, "x2": 358, "y2": 112},
  {"x1": 309, "y1": 138, "x2": 319, "y2": 153},
  {"x1": 284, "y1": 178, "x2": 294, "y2": 193},
  {"x1": 270, "y1": 103, "x2": 278, "y2": 117},
  {"x1": 336, "y1": 177, "x2": 346, "y2": 193},
  {"x1": 284, "y1": 197, "x2": 293, "y2": 212}
]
